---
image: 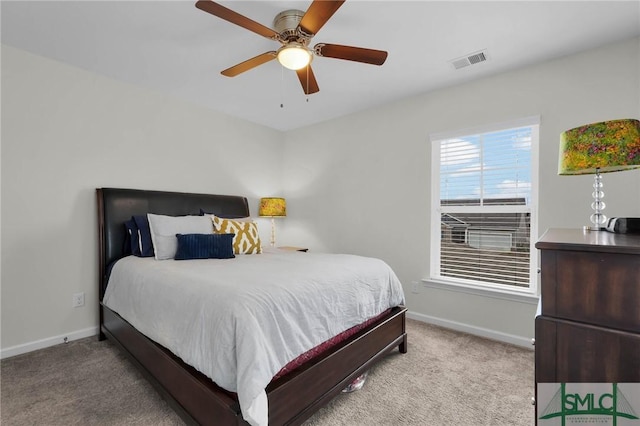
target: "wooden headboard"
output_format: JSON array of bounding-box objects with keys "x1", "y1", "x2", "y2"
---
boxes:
[{"x1": 96, "y1": 188, "x2": 250, "y2": 301}]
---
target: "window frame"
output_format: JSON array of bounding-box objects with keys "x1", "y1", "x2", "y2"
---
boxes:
[{"x1": 429, "y1": 116, "x2": 540, "y2": 296}]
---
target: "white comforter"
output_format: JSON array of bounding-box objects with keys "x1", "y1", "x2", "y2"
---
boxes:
[{"x1": 102, "y1": 250, "x2": 405, "y2": 426}]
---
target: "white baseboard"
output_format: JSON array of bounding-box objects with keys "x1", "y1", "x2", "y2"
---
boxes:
[
  {"x1": 407, "y1": 310, "x2": 534, "y2": 350},
  {"x1": 1, "y1": 326, "x2": 99, "y2": 359}
]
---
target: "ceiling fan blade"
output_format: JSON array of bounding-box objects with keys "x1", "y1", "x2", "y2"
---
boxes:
[
  {"x1": 296, "y1": 66, "x2": 320, "y2": 95},
  {"x1": 221, "y1": 52, "x2": 277, "y2": 77},
  {"x1": 315, "y1": 43, "x2": 388, "y2": 65},
  {"x1": 298, "y1": 0, "x2": 345, "y2": 36},
  {"x1": 196, "y1": 0, "x2": 279, "y2": 40}
]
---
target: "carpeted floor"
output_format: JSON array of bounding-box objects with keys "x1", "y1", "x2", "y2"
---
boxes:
[{"x1": 1, "y1": 319, "x2": 535, "y2": 425}]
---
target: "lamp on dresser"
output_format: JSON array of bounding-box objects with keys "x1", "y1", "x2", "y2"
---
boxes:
[
  {"x1": 259, "y1": 197, "x2": 286, "y2": 247},
  {"x1": 558, "y1": 118, "x2": 640, "y2": 230}
]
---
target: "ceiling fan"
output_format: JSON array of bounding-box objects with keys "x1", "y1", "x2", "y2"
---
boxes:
[{"x1": 195, "y1": 0, "x2": 388, "y2": 95}]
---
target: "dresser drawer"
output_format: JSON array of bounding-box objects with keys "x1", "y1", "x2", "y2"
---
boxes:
[
  {"x1": 540, "y1": 249, "x2": 640, "y2": 332},
  {"x1": 535, "y1": 316, "x2": 640, "y2": 383}
]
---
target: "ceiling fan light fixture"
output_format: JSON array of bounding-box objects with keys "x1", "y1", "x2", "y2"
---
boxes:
[{"x1": 277, "y1": 44, "x2": 312, "y2": 70}]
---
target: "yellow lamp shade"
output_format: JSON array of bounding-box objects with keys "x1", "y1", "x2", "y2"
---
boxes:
[{"x1": 259, "y1": 198, "x2": 286, "y2": 217}]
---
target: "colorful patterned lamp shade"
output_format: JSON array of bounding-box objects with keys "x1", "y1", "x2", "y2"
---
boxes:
[
  {"x1": 259, "y1": 197, "x2": 286, "y2": 246},
  {"x1": 559, "y1": 118, "x2": 640, "y2": 229}
]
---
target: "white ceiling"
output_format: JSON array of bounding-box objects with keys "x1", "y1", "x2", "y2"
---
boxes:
[{"x1": 2, "y1": 1, "x2": 639, "y2": 131}]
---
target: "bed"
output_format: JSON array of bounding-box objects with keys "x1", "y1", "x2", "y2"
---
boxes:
[{"x1": 97, "y1": 187, "x2": 407, "y2": 426}]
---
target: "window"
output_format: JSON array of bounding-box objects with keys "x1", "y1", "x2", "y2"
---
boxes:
[{"x1": 430, "y1": 117, "x2": 539, "y2": 294}]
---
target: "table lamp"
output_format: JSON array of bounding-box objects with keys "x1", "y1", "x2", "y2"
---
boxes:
[
  {"x1": 558, "y1": 118, "x2": 640, "y2": 230},
  {"x1": 259, "y1": 197, "x2": 286, "y2": 246}
]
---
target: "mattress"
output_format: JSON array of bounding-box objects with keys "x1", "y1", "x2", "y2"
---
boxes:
[{"x1": 102, "y1": 249, "x2": 405, "y2": 426}]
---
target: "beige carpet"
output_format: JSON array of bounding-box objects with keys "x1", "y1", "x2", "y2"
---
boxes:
[{"x1": 1, "y1": 319, "x2": 534, "y2": 425}]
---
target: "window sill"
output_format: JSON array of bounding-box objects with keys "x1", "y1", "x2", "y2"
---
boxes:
[{"x1": 421, "y1": 278, "x2": 539, "y2": 305}]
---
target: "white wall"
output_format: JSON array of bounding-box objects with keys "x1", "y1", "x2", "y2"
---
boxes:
[
  {"x1": 281, "y1": 37, "x2": 640, "y2": 346},
  {"x1": 3, "y1": 37, "x2": 639, "y2": 356},
  {"x1": 1, "y1": 46, "x2": 284, "y2": 355}
]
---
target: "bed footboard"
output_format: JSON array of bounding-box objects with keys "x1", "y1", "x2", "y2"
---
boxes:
[{"x1": 267, "y1": 306, "x2": 407, "y2": 425}]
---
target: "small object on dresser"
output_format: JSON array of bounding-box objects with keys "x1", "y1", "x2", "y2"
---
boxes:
[
  {"x1": 605, "y1": 217, "x2": 640, "y2": 234},
  {"x1": 278, "y1": 246, "x2": 308, "y2": 252}
]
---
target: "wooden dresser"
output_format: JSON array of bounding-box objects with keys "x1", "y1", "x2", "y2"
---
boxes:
[{"x1": 534, "y1": 228, "x2": 640, "y2": 389}]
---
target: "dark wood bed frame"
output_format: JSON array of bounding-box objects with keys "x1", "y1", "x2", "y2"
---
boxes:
[{"x1": 97, "y1": 187, "x2": 407, "y2": 426}]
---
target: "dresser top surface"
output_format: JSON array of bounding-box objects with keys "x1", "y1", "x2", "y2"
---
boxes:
[{"x1": 536, "y1": 228, "x2": 640, "y2": 254}]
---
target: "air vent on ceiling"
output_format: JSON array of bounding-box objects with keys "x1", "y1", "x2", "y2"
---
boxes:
[{"x1": 450, "y1": 50, "x2": 488, "y2": 70}]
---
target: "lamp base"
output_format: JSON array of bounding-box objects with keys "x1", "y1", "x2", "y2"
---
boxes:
[
  {"x1": 270, "y1": 217, "x2": 276, "y2": 247},
  {"x1": 589, "y1": 170, "x2": 607, "y2": 230}
]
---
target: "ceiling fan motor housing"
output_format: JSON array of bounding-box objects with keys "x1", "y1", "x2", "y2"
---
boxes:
[{"x1": 273, "y1": 9, "x2": 308, "y2": 43}]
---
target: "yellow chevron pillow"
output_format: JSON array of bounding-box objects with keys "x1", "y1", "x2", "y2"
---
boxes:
[{"x1": 211, "y1": 216, "x2": 262, "y2": 254}]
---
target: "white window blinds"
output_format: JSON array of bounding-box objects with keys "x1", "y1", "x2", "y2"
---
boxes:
[{"x1": 431, "y1": 118, "x2": 539, "y2": 291}]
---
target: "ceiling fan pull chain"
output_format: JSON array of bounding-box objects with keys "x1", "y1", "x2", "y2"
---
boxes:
[
  {"x1": 306, "y1": 66, "x2": 310, "y2": 103},
  {"x1": 280, "y1": 64, "x2": 284, "y2": 108}
]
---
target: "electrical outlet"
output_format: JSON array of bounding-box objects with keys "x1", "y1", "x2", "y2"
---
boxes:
[
  {"x1": 411, "y1": 281, "x2": 420, "y2": 294},
  {"x1": 72, "y1": 292, "x2": 85, "y2": 308}
]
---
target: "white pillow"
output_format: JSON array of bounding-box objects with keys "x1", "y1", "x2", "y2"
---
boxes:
[{"x1": 147, "y1": 214, "x2": 213, "y2": 260}]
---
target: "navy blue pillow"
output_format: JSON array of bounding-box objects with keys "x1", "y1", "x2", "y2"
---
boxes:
[
  {"x1": 174, "y1": 233, "x2": 235, "y2": 260},
  {"x1": 132, "y1": 215, "x2": 154, "y2": 257},
  {"x1": 124, "y1": 219, "x2": 141, "y2": 256}
]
